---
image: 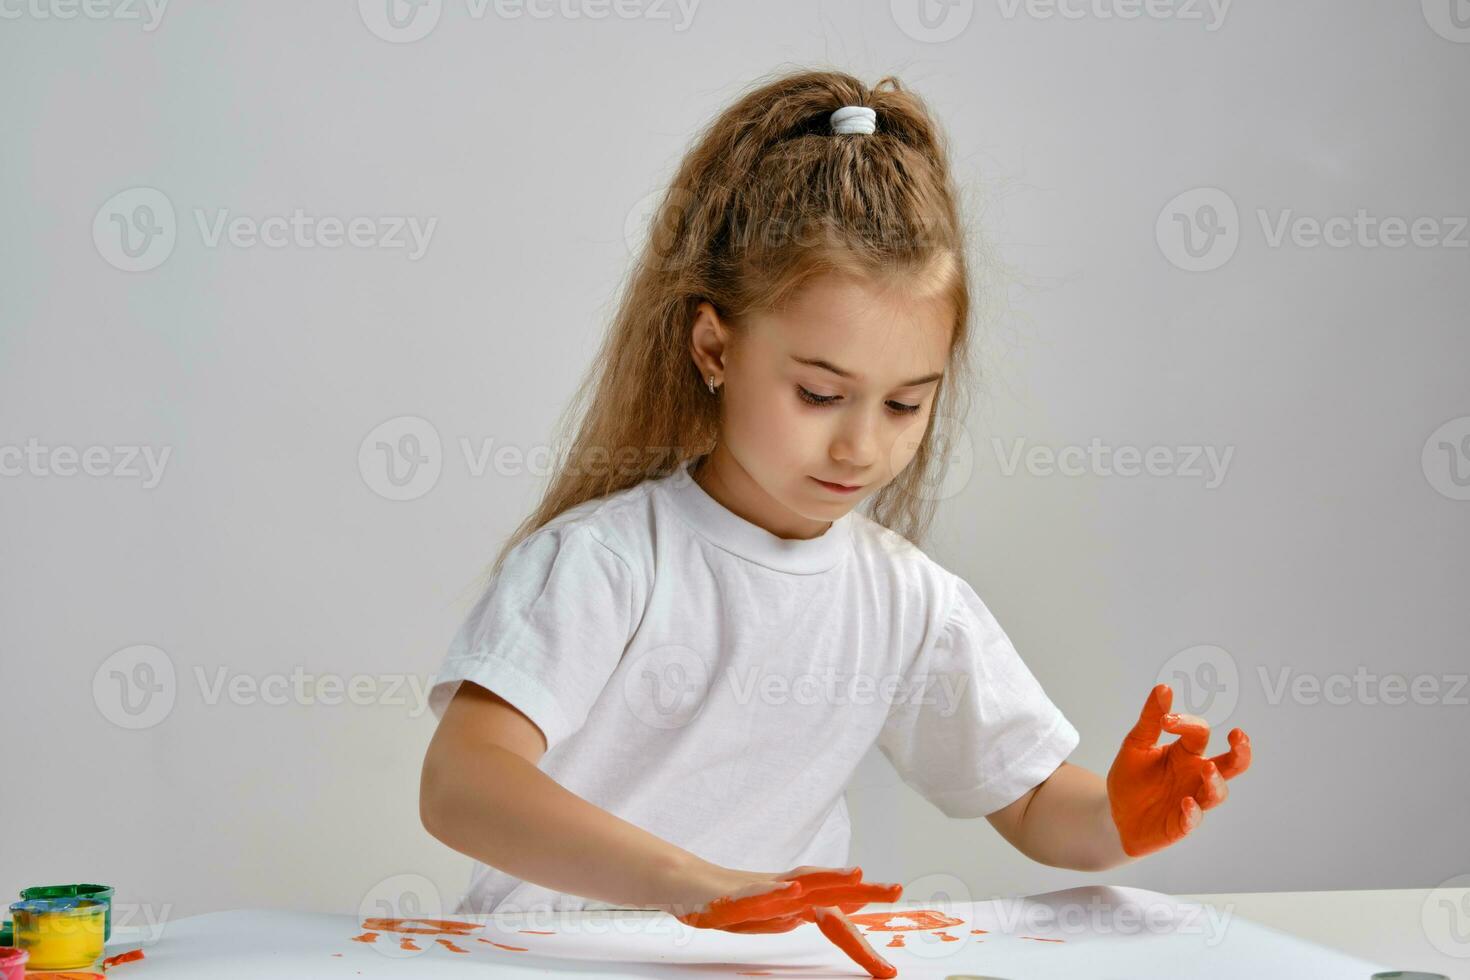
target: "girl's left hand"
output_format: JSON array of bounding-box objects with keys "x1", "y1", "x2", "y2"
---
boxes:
[{"x1": 1106, "y1": 683, "x2": 1253, "y2": 857}]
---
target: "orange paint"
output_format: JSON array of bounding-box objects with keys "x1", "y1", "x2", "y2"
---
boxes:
[
  {"x1": 360, "y1": 917, "x2": 480, "y2": 936},
  {"x1": 519, "y1": 929, "x2": 555, "y2": 934},
  {"x1": 848, "y1": 909, "x2": 965, "y2": 932},
  {"x1": 398, "y1": 938, "x2": 420, "y2": 951},
  {"x1": 349, "y1": 931, "x2": 379, "y2": 944},
  {"x1": 934, "y1": 931, "x2": 959, "y2": 942},
  {"x1": 100, "y1": 947, "x2": 145, "y2": 969},
  {"x1": 970, "y1": 928, "x2": 988, "y2": 934},
  {"x1": 476, "y1": 938, "x2": 529, "y2": 952},
  {"x1": 435, "y1": 938, "x2": 469, "y2": 954},
  {"x1": 1108, "y1": 684, "x2": 1253, "y2": 857},
  {"x1": 1020, "y1": 936, "x2": 1066, "y2": 943},
  {"x1": 885, "y1": 935, "x2": 904, "y2": 948}
]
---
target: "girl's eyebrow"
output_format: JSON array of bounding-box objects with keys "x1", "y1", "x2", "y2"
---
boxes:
[{"x1": 791, "y1": 355, "x2": 943, "y2": 388}]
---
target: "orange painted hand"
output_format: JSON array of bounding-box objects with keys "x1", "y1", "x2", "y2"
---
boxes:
[
  {"x1": 1106, "y1": 683, "x2": 1253, "y2": 857},
  {"x1": 666, "y1": 865, "x2": 903, "y2": 978}
]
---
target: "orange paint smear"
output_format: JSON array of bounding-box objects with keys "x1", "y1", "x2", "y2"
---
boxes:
[
  {"x1": 101, "y1": 947, "x2": 146, "y2": 969},
  {"x1": 435, "y1": 938, "x2": 469, "y2": 954},
  {"x1": 361, "y1": 916, "x2": 480, "y2": 936},
  {"x1": 1021, "y1": 935, "x2": 1066, "y2": 943},
  {"x1": 848, "y1": 909, "x2": 964, "y2": 932},
  {"x1": 518, "y1": 929, "x2": 555, "y2": 934},
  {"x1": 934, "y1": 931, "x2": 959, "y2": 942},
  {"x1": 398, "y1": 938, "x2": 421, "y2": 951},
  {"x1": 350, "y1": 931, "x2": 379, "y2": 944},
  {"x1": 970, "y1": 928, "x2": 988, "y2": 934},
  {"x1": 476, "y1": 938, "x2": 529, "y2": 952},
  {"x1": 886, "y1": 935, "x2": 905, "y2": 948}
]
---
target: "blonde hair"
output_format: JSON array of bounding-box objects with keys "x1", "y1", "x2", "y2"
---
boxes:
[{"x1": 483, "y1": 67, "x2": 978, "y2": 584}]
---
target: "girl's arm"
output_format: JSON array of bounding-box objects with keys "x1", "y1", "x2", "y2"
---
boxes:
[
  {"x1": 420, "y1": 681, "x2": 716, "y2": 909},
  {"x1": 986, "y1": 762, "x2": 1136, "y2": 872}
]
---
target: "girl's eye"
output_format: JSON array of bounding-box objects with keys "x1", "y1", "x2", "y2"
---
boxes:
[{"x1": 796, "y1": 385, "x2": 922, "y2": 416}]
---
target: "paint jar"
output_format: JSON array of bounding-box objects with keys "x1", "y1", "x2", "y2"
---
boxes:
[
  {"x1": 7, "y1": 896, "x2": 107, "y2": 971},
  {"x1": 19, "y1": 884, "x2": 114, "y2": 941},
  {"x1": 0, "y1": 946, "x2": 27, "y2": 980}
]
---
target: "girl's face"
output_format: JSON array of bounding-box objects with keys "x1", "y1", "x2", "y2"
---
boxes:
[{"x1": 690, "y1": 271, "x2": 953, "y2": 540}]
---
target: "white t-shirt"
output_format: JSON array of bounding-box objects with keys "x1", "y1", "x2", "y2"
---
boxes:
[{"x1": 427, "y1": 456, "x2": 1079, "y2": 916}]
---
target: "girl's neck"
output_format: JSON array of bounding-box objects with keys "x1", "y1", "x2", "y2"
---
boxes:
[{"x1": 690, "y1": 446, "x2": 834, "y2": 541}]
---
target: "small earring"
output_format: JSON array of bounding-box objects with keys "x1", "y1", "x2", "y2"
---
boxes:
[{"x1": 707, "y1": 374, "x2": 718, "y2": 394}]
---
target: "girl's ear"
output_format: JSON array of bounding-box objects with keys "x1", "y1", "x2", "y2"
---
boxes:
[{"x1": 689, "y1": 300, "x2": 731, "y2": 380}]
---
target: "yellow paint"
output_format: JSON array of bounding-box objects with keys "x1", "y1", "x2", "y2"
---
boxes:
[{"x1": 11, "y1": 898, "x2": 106, "y2": 970}]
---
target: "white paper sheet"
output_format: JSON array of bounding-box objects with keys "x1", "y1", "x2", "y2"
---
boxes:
[{"x1": 93, "y1": 885, "x2": 1396, "y2": 979}]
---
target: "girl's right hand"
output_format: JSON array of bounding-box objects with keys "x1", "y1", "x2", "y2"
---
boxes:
[{"x1": 653, "y1": 863, "x2": 904, "y2": 978}]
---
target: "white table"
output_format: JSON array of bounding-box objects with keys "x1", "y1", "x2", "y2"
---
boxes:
[{"x1": 1175, "y1": 887, "x2": 1469, "y2": 979}]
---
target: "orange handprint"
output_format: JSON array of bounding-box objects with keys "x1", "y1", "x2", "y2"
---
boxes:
[
  {"x1": 674, "y1": 866, "x2": 903, "y2": 978},
  {"x1": 1106, "y1": 683, "x2": 1253, "y2": 857}
]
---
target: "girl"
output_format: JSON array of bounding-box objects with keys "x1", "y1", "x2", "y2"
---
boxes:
[{"x1": 419, "y1": 68, "x2": 1252, "y2": 978}]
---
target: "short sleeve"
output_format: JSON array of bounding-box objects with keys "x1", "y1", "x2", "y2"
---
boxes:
[
  {"x1": 875, "y1": 573, "x2": 1080, "y2": 818},
  {"x1": 428, "y1": 523, "x2": 641, "y2": 753}
]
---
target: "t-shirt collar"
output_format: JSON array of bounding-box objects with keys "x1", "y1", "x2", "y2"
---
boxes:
[{"x1": 659, "y1": 457, "x2": 854, "y2": 574}]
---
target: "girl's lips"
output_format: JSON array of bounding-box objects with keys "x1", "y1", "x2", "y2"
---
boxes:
[{"x1": 812, "y1": 476, "x2": 863, "y2": 494}]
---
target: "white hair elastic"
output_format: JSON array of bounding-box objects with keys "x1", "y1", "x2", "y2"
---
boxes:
[{"x1": 829, "y1": 105, "x2": 877, "y2": 135}]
